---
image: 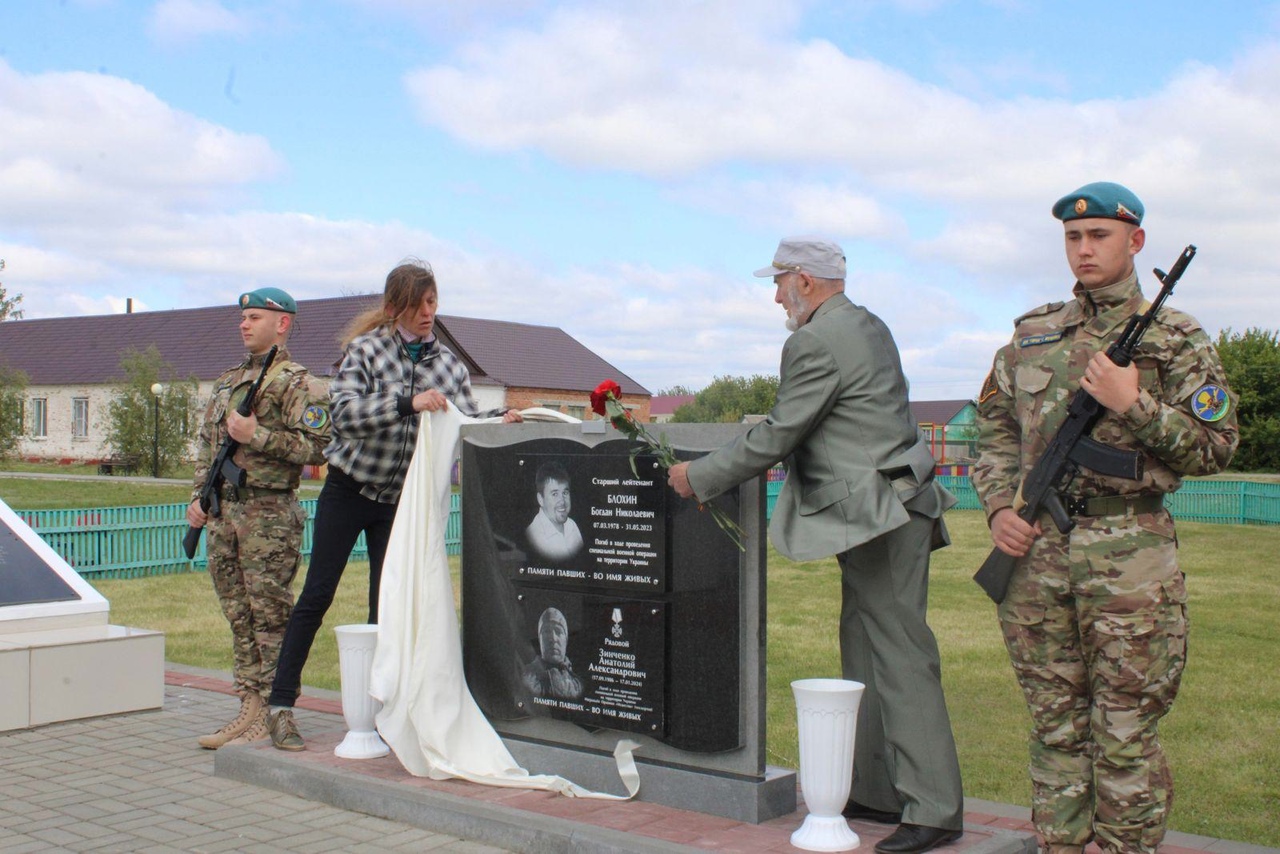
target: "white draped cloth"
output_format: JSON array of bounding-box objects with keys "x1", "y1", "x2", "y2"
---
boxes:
[{"x1": 369, "y1": 404, "x2": 639, "y2": 797}]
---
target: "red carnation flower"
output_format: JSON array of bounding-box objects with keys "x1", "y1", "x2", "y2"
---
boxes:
[{"x1": 591, "y1": 379, "x2": 623, "y2": 417}]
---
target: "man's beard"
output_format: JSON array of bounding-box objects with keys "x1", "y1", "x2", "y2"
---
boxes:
[{"x1": 784, "y1": 284, "x2": 808, "y2": 332}]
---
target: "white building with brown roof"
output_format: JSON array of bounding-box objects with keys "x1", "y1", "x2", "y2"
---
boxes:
[{"x1": 0, "y1": 295, "x2": 649, "y2": 463}]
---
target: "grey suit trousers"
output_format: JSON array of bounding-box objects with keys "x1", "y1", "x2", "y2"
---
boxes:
[{"x1": 837, "y1": 512, "x2": 965, "y2": 830}]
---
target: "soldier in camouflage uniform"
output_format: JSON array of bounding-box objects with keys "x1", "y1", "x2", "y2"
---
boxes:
[
  {"x1": 972, "y1": 182, "x2": 1238, "y2": 853},
  {"x1": 187, "y1": 287, "x2": 331, "y2": 749}
]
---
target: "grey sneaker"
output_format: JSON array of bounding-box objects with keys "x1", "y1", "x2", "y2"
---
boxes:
[{"x1": 268, "y1": 709, "x2": 305, "y2": 751}]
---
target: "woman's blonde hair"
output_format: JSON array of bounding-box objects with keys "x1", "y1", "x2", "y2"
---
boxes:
[{"x1": 341, "y1": 258, "x2": 437, "y2": 347}]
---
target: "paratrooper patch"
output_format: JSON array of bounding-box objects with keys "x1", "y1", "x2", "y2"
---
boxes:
[
  {"x1": 302, "y1": 404, "x2": 329, "y2": 430},
  {"x1": 1190, "y1": 384, "x2": 1230, "y2": 423}
]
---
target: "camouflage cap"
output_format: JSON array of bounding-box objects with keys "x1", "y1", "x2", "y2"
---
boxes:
[
  {"x1": 754, "y1": 236, "x2": 847, "y2": 279},
  {"x1": 1052, "y1": 181, "x2": 1144, "y2": 225},
  {"x1": 238, "y1": 287, "x2": 297, "y2": 314}
]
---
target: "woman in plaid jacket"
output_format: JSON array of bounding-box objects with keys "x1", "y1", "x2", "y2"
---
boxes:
[{"x1": 265, "y1": 259, "x2": 521, "y2": 750}]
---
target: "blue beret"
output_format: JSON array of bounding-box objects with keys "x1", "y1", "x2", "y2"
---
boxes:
[
  {"x1": 1052, "y1": 181, "x2": 1144, "y2": 225},
  {"x1": 238, "y1": 287, "x2": 297, "y2": 314}
]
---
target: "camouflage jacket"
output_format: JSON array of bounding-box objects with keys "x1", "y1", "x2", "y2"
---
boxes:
[
  {"x1": 972, "y1": 272, "x2": 1238, "y2": 519},
  {"x1": 191, "y1": 347, "x2": 331, "y2": 499}
]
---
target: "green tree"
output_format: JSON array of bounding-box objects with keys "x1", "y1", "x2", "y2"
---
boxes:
[
  {"x1": 670, "y1": 374, "x2": 780, "y2": 423},
  {"x1": 656, "y1": 384, "x2": 695, "y2": 396},
  {"x1": 1215, "y1": 327, "x2": 1280, "y2": 472},
  {"x1": 104, "y1": 346, "x2": 199, "y2": 476},
  {"x1": 0, "y1": 259, "x2": 23, "y2": 321},
  {"x1": 0, "y1": 363, "x2": 29, "y2": 458}
]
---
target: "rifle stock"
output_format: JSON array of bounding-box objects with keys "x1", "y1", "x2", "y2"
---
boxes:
[
  {"x1": 182, "y1": 345, "x2": 278, "y2": 560},
  {"x1": 972, "y1": 246, "x2": 1196, "y2": 604},
  {"x1": 973, "y1": 547, "x2": 1018, "y2": 604}
]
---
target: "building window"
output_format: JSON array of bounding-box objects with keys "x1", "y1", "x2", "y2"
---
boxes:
[
  {"x1": 72, "y1": 397, "x2": 89, "y2": 439},
  {"x1": 31, "y1": 398, "x2": 48, "y2": 438},
  {"x1": 566, "y1": 404, "x2": 586, "y2": 420}
]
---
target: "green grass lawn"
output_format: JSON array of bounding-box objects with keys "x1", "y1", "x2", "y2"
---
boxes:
[
  {"x1": 83, "y1": 509, "x2": 1280, "y2": 847},
  {"x1": 0, "y1": 471, "x2": 320, "y2": 510}
]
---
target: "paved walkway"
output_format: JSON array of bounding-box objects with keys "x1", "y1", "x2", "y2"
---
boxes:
[{"x1": 1, "y1": 666, "x2": 1275, "y2": 854}]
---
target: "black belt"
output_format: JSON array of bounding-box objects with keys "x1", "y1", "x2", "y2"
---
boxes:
[{"x1": 1063, "y1": 494, "x2": 1165, "y2": 517}]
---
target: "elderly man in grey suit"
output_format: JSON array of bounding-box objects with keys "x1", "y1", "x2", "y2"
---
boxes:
[{"x1": 668, "y1": 237, "x2": 964, "y2": 854}]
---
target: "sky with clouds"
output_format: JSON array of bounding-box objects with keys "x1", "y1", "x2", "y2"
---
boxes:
[{"x1": 2, "y1": 1, "x2": 1278, "y2": 399}]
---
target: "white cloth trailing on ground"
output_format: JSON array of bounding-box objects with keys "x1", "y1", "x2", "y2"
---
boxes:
[{"x1": 369, "y1": 403, "x2": 639, "y2": 797}]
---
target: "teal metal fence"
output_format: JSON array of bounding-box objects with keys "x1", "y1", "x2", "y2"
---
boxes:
[
  {"x1": 932, "y1": 475, "x2": 1280, "y2": 525},
  {"x1": 18, "y1": 493, "x2": 463, "y2": 581},
  {"x1": 18, "y1": 479, "x2": 1277, "y2": 581},
  {"x1": 766, "y1": 474, "x2": 1280, "y2": 527}
]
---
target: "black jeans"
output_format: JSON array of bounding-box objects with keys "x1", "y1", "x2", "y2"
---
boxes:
[{"x1": 269, "y1": 467, "x2": 396, "y2": 708}]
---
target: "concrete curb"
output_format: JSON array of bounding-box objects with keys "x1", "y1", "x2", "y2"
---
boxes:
[
  {"x1": 214, "y1": 729, "x2": 1036, "y2": 854},
  {"x1": 215, "y1": 742, "x2": 706, "y2": 854}
]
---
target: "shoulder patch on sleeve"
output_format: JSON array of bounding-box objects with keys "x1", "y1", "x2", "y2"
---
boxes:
[
  {"x1": 1190, "y1": 384, "x2": 1231, "y2": 422},
  {"x1": 978, "y1": 370, "x2": 1000, "y2": 404},
  {"x1": 302, "y1": 404, "x2": 329, "y2": 430}
]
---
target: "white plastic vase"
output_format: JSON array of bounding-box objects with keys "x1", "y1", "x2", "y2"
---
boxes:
[
  {"x1": 791, "y1": 678, "x2": 866, "y2": 852},
  {"x1": 334, "y1": 624, "x2": 390, "y2": 759}
]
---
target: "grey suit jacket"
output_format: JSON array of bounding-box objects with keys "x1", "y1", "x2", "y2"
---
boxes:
[{"x1": 688, "y1": 293, "x2": 954, "y2": 562}]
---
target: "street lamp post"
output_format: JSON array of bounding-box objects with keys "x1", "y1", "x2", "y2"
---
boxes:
[{"x1": 150, "y1": 383, "x2": 163, "y2": 478}]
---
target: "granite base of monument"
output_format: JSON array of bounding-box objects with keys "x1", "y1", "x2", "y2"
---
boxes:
[
  {"x1": 504, "y1": 736, "x2": 797, "y2": 823},
  {"x1": 0, "y1": 499, "x2": 165, "y2": 732}
]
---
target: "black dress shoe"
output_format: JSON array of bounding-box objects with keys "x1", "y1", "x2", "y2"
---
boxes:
[
  {"x1": 874, "y1": 823, "x2": 962, "y2": 854},
  {"x1": 841, "y1": 799, "x2": 902, "y2": 824}
]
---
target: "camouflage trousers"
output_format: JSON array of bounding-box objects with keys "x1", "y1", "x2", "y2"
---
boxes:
[
  {"x1": 997, "y1": 507, "x2": 1188, "y2": 854},
  {"x1": 206, "y1": 491, "x2": 306, "y2": 700}
]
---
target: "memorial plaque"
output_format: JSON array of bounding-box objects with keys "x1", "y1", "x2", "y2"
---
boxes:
[
  {"x1": 515, "y1": 588, "x2": 665, "y2": 735},
  {"x1": 465, "y1": 442, "x2": 667, "y2": 592},
  {"x1": 463, "y1": 431, "x2": 747, "y2": 754},
  {"x1": 0, "y1": 514, "x2": 79, "y2": 607}
]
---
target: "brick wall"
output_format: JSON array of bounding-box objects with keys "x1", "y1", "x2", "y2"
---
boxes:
[
  {"x1": 503, "y1": 387, "x2": 650, "y2": 422},
  {"x1": 15, "y1": 381, "x2": 648, "y2": 461}
]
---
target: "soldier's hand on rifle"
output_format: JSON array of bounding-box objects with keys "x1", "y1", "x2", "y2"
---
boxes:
[
  {"x1": 226, "y1": 410, "x2": 258, "y2": 443},
  {"x1": 990, "y1": 507, "x2": 1041, "y2": 558},
  {"x1": 1081, "y1": 351, "x2": 1139, "y2": 414},
  {"x1": 186, "y1": 499, "x2": 208, "y2": 528}
]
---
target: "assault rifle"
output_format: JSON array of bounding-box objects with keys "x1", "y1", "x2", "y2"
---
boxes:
[
  {"x1": 182, "y1": 345, "x2": 278, "y2": 560},
  {"x1": 973, "y1": 246, "x2": 1196, "y2": 604}
]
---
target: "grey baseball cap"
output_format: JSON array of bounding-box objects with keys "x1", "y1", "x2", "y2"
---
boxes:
[{"x1": 753, "y1": 237, "x2": 847, "y2": 279}]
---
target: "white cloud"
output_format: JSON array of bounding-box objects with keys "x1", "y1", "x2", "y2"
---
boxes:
[
  {"x1": 147, "y1": 0, "x2": 251, "y2": 45},
  {"x1": 0, "y1": 60, "x2": 281, "y2": 227},
  {"x1": 4, "y1": 5, "x2": 1277, "y2": 402}
]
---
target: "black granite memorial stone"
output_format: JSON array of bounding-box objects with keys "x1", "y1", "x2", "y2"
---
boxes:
[
  {"x1": 0, "y1": 517, "x2": 79, "y2": 607},
  {"x1": 462, "y1": 436, "x2": 741, "y2": 753}
]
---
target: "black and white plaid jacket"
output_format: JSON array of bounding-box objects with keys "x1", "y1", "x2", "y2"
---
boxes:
[{"x1": 324, "y1": 327, "x2": 502, "y2": 503}]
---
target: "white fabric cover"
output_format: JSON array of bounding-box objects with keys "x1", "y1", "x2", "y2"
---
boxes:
[{"x1": 369, "y1": 404, "x2": 638, "y2": 797}]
